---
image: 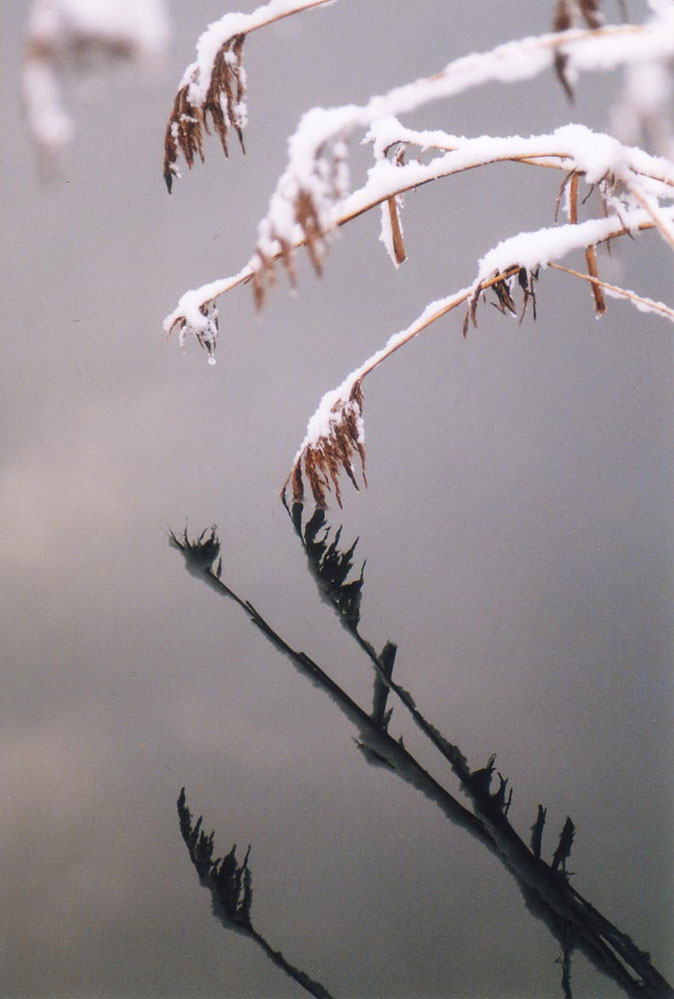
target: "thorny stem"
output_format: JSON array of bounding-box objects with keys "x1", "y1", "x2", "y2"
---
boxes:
[{"x1": 170, "y1": 528, "x2": 674, "y2": 999}]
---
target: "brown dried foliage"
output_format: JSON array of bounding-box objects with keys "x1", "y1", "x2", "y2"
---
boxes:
[
  {"x1": 566, "y1": 170, "x2": 607, "y2": 315},
  {"x1": 387, "y1": 196, "x2": 407, "y2": 265},
  {"x1": 386, "y1": 145, "x2": 407, "y2": 265},
  {"x1": 164, "y1": 34, "x2": 246, "y2": 192},
  {"x1": 552, "y1": 0, "x2": 604, "y2": 99},
  {"x1": 584, "y1": 245, "x2": 607, "y2": 314},
  {"x1": 251, "y1": 141, "x2": 349, "y2": 308},
  {"x1": 463, "y1": 267, "x2": 539, "y2": 337},
  {"x1": 250, "y1": 188, "x2": 326, "y2": 309},
  {"x1": 284, "y1": 382, "x2": 366, "y2": 509}
]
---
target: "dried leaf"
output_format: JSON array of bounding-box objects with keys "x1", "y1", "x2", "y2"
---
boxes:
[
  {"x1": 164, "y1": 34, "x2": 246, "y2": 192},
  {"x1": 579, "y1": 0, "x2": 603, "y2": 29},
  {"x1": 387, "y1": 196, "x2": 407, "y2": 264},
  {"x1": 552, "y1": 0, "x2": 575, "y2": 100},
  {"x1": 284, "y1": 381, "x2": 366, "y2": 509},
  {"x1": 252, "y1": 139, "x2": 350, "y2": 304},
  {"x1": 584, "y1": 245, "x2": 606, "y2": 315},
  {"x1": 491, "y1": 275, "x2": 518, "y2": 315}
]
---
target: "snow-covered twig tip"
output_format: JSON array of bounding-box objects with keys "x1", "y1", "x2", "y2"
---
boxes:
[
  {"x1": 247, "y1": 9, "x2": 674, "y2": 300},
  {"x1": 163, "y1": 32, "x2": 246, "y2": 193},
  {"x1": 285, "y1": 200, "x2": 674, "y2": 508},
  {"x1": 163, "y1": 0, "x2": 336, "y2": 192},
  {"x1": 284, "y1": 380, "x2": 366, "y2": 509}
]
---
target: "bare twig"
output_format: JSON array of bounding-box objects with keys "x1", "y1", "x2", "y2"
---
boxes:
[
  {"x1": 170, "y1": 525, "x2": 674, "y2": 999},
  {"x1": 177, "y1": 789, "x2": 336, "y2": 998}
]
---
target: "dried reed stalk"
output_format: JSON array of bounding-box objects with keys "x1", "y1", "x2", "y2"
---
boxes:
[
  {"x1": 244, "y1": 18, "x2": 664, "y2": 297},
  {"x1": 161, "y1": 7, "x2": 674, "y2": 508},
  {"x1": 165, "y1": 128, "x2": 674, "y2": 349},
  {"x1": 284, "y1": 203, "x2": 674, "y2": 508},
  {"x1": 548, "y1": 262, "x2": 674, "y2": 322}
]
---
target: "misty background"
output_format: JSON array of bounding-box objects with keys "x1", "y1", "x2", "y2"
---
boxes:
[{"x1": 1, "y1": 1, "x2": 673, "y2": 997}]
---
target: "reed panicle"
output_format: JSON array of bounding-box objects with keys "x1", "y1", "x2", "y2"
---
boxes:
[
  {"x1": 284, "y1": 381, "x2": 366, "y2": 509},
  {"x1": 164, "y1": 34, "x2": 246, "y2": 193},
  {"x1": 162, "y1": 0, "x2": 335, "y2": 193},
  {"x1": 251, "y1": 139, "x2": 350, "y2": 307},
  {"x1": 161, "y1": 1, "x2": 674, "y2": 509}
]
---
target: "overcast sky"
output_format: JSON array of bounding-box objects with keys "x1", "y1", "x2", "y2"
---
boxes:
[{"x1": 2, "y1": 2, "x2": 673, "y2": 997}]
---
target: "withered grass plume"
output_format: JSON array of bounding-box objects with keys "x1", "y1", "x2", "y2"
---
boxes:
[
  {"x1": 177, "y1": 788, "x2": 335, "y2": 998},
  {"x1": 284, "y1": 381, "x2": 366, "y2": 509},
  {"x1": 163, "y1": 34, "x2": 246, "y2": 193},
  {"x1": 163, "y1": 1, "x2": 674, "y2": 510},
  {"x1": 162, "y1": 0, "x2": 336, "y2": 193}
]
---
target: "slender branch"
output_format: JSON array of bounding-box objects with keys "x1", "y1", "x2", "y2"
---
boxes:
[
  {"x1": 168, "y1": 528, "x2": 493, "y2": 846},
  {"x1": 284, "y1": 506, "x2": 674, "y2": 997},
  {"x1": 625, "y1": 179, "x2": 674, "y2": 251},
  {"x1": 164, "y1": 124, "x2": 674, "y2": 347},
  {"x1": 239, "y1": 0, "x2": 335, "y2": 37},
  {"x1": 249, "y1": 12, "x2": 674, "y2": 281},
  {"x1": 177, "y1": 788, "x2": 335, "y2": 998},
  {"x1": 170, "y1": 526, "x2": 674, "y2": 999},
  {"x1": 282, "y1": 207, "x2": 674, "y2": 508},
  {"x1": 548, "y1": 262, "x2": 674, "y2": 322}
]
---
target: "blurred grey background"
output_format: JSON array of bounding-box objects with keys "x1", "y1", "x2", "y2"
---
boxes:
[{"x1": 1, "y1": 2, "x2": 672, "y2": 997}]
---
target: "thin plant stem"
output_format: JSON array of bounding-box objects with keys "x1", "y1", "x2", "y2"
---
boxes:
[{"x1": 170, "y1": 527, "x2": 674, "y2": 999}]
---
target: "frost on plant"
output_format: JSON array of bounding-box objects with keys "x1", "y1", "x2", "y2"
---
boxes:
[
  {"x1": 162, "y1": 0, "x2": 335, "y2": 192},
  {"x1": 163, "y1": 1, "x2": 674, "y2": 506},
  {"x1": 284, "y1": 379, "x2": 366, "y2": 509},
  {"x1": 163, "y1": 31, "x2": 246, "y2": 193}
]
